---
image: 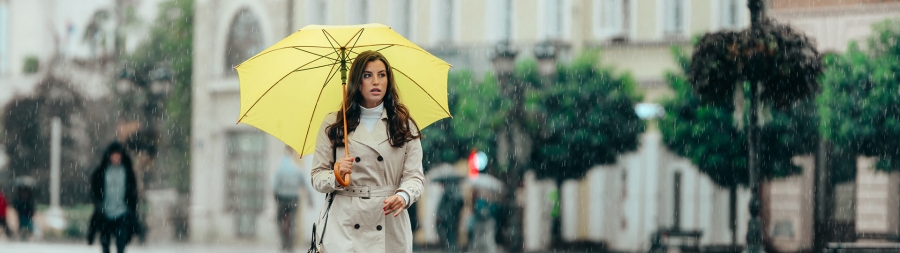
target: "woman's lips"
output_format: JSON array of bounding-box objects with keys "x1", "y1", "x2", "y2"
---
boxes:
[{"x1": 371, "y1": 88, "x2": 382, "y2": 95}]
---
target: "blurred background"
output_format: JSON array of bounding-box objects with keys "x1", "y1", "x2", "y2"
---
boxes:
[{"x1": 2, "y1": 0, "x2": 900, "y2": 252}]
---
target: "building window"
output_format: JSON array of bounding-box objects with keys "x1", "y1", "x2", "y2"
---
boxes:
[
  {"x1": 391, "y1": 0, "x2": 413, "y2": 38},
  {"x1": 663, "y1": 0, "x2": 686, "y2": 36},
  {"x1": 0, "y1": 3, "x2": 8, "y2": 75},
  {"x1": 593, "y1": 0, "x2": 629, "y2": 40},
  {"x1": 543, "y1": 0, "x2": 563, "y2": 40},
  {"x1": 226, "y1": 131, "x2": 268, "y2": 237},
  {"x1": 430, "y1": 0, "x2": 456, "y2": 44},
  {"x1": 225, "y1": 8, "x2": 264, "y2": 76},
  {"x1": 486, "y1": 0, "x2": 513, "y2": 43},
  {"x1": 720, "y1": 0, "x2": 743, "y2": 30},
  {"x1": 348, "y1": 0, "x2": 368, "y2": 25},
  {"x1": 771, "y1": 220, "x2": 795, "y2": 238}
]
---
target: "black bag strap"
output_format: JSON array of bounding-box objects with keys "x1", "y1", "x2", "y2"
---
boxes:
[{"x1": 318, "y1": 144, "x2": 339, "y2": 244}]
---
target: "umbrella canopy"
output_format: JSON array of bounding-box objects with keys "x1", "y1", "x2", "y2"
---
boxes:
[
  {"x1": 469, "y1": 174, "x2": 504, "y2": 193},
  {"x1": 236, "y1": 23, "x2": 452, "y2": 157},
  {"x1": 427, "y1": 164, "x2": 465, "y2": 183}
]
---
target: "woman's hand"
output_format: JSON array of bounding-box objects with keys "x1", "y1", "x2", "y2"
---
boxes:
[
  {"x1": 334, "y1": 156, "x2": 353, "y2": 179},
  {"x1": 383, "y1": 195, "x2": 406, "y2": 217}
]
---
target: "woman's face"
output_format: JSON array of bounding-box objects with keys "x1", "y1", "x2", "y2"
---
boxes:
[
  {"x1": 109, "y1": 152, "x2": 122, "y2": 165},
  {"x1": 359, "y1": 59, "x2": 388, "y2": 108}
]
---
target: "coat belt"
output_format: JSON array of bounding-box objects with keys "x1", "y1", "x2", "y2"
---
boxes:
[{"x1": 335, "y1": 185, "x2": 398, "y2": 198}]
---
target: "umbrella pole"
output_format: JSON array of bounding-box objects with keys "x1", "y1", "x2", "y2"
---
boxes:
[{"x1": 334, "y1": 48, "x2": 351, "y2": 187}]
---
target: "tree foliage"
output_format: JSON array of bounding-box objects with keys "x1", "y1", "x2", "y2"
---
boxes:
[
  {"x1": 420, "y1": 71, "x2": 508, "y2": 169},
  {"x1": 690, "y1": 19, "x2": 823, "y2": 109},
  {"x1": 528, "y1": 51, "x2": 645, "y2": 181},
  {"x1": 661, "y1": 46, "x2": 818, "y2": 187},
  {"x1": 818, "y1": 19, "x2": 900, "y2": 171}
]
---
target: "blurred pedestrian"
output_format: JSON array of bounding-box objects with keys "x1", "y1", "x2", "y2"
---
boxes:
[
  {"x1": 310, "y1": 51, "x2": 425, "y2": 253},
  {"x1": 87, "y1": 142, "x2": 140, "y2": 253},
  {"x1": 436, "y1": 181, "x2": 464, "y2": 252},
  {"x1": 467, "y1": 190, "x2": 499, "y2": 252},
  {"x1": 272, "y1": 146, "x2": 313, "y2": 253},
  {"x1": 0, "y1": 183, "x2": 13, "y2": 239},
  {"x1": 12, "y1": 181, "x2": 35, "y2": 241}
]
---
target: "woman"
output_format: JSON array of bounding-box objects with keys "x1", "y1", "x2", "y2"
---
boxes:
[
  {"x1": 310, "y1": 50, "x2": 425, "y2": 253},
  {"x1": 87, "y1": 142, "x2": 140, "y2": 253}
]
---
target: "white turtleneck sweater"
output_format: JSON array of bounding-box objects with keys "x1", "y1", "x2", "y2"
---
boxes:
[
  {"x1": 360, "y1": 102, "x2": 384, "y2": 132},
  {"x1": 358, "y1": 102, "x2": 410, "y2": 206}
]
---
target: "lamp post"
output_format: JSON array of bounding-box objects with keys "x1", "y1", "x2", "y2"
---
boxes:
[
  {"x1": 491, "y1": 41, "x2": 525, "y2": 253},
  {"x1": 533, "y1": 41, "x2": 557, "y2": 81},
  {"x1": 145, "y1": 63, "x2": 173, "y2": 190}
]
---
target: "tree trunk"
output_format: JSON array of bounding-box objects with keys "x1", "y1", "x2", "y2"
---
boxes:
[
  {"x1": 551, "y1": 177, "x2": 564, "y2": 247},
  {"x1": 813, "y1": 137, "x2": 832, "y2": 252}
]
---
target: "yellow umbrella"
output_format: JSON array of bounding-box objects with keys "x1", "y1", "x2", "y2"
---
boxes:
[{"x1": 236, "y1": 23, "x2": 452, "y2": 186}]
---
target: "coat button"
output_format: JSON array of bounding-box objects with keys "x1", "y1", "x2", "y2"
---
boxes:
[
  {"x1": 354, "y1": 224, "x2": 360, "y2": 229},
  {"x1": 355, "y1": 157, "x2": 361, "y2": 162},
  {"x1": 377, "y1": 156, "x2": 383, "y2": 161},
  {"x1": 376, "y1": 225, "x2": 382, "y2": 231}
]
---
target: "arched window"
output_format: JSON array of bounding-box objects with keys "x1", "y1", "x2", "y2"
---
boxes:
[{"x1": 225, "y1": 8, "x2": 263, "y2": 76}]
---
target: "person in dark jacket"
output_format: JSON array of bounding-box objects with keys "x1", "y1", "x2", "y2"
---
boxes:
[
  {"x1": 13, "y1": 183, "x2": 35, "y2": 241},
  {"x1": 87, "y1": 142, "x2": 140, "y2": 253}
]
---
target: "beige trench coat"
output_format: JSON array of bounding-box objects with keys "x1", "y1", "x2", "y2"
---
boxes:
[{"x1": 310, "y1": 111, "x2": 425, "y2": 253}]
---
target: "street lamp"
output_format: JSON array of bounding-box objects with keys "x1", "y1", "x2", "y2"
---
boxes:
[
  {"x1": 490, "y1": 41, "x2": 525, "y2": 253},
  {"x1": 492, "y1": 41, "x2": 518, "y2": 78},
  {"x1": 149, "y1": 63, "x2": 173, "y2": 96},
  {"x1": 116, "y1": 66, "x2": 135, "y2": 94},
  {"x1": 533, "y1": 41, "x2": 557, "y2": 80}
]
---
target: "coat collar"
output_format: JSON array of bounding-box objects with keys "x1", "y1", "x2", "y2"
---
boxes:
[{"x1": 350, "y1": 109, "x2": 389, "y2": 151}]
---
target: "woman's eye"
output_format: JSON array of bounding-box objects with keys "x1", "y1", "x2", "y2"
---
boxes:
[
  {"x1": 379, "y1": 73, "x2": 386, "y2": 78},
  {"x1": 363, "y1": 73, "x2": 371, "y2": 78}
]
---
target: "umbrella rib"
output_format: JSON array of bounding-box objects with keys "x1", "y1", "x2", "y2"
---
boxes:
[
  {"x1": 293, "y1": 63, "x2": 337, "y2": 73},
  {"x1": 292, "y1": 47, "x2": 339, "y2": 62},
  {"x1": 391, "y1": 67, "x2": 453, "y2": 118},
  {"x1": 300, "y1": 58, "x2": 343, "y2": 153},
  {"x1": 344, "y1": 44, "x2": 437, "y2": 57},
  {"x1": 237, "y1": 46, "x2": 340, "y2": 67},
  {"x1": 347, "y1": 28, "x2": 365, "y2": 53},
  {"x1": 237, "y1": 51, "x2": 339, "y2": 123}
]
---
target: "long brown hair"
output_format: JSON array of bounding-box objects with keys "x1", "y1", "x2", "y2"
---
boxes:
[{"x1": 327, "y1": 50, "x2": 420, "y2": 148}]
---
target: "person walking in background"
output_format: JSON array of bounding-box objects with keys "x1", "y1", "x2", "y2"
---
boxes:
[
  {"x1": 12, "y1": 181, "x2": 35, "y2": 241},
  {"x1": 310, "y1": 50, "x2": 426, "y2": 253},
  {"x1": 436, "y1": 181, "x2": 464, "y2": 252},
  {"x1": 272, "y1": 146, "x2": 313, "y2": 253},
  {"x1": 0, "y1": 183, "x2": 13, "y2": 239},
  {"x1": 87, "y1": 142, "x2": 140, "y2": 253}
]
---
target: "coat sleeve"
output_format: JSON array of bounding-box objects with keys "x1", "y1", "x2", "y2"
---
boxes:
[
  {"x1": 396, "y1": 124, "x2": 425, "y2": 208},
  {"x1": 310, "y1": 113, "x2": 340, "y2": 194}
]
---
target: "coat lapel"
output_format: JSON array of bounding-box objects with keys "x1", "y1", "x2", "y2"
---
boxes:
[{"x1": 350, "y1": 110, "x2": 390, "y2": 152}]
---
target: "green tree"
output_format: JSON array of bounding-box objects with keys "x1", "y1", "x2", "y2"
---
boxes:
[
  {"x1": 527, "y1": 51, "x2": 645, "y2": 245},
  {"x1": 420, "y1": 70, "x2": 508, "y2": 170},
  {"x1": 818, "y1": 19, "x2": 900, "y2": 172},
  {"x1": 121, "y1": 0, "x2": 193, "y2": 192},
  {"x1": 660, "y1": 46, "x2": 818, "y2": 244}
]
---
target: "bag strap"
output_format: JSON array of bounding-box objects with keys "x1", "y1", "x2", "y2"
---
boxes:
[{"x1": 317, "y1": 144, "x2": 339, "y2": 244}]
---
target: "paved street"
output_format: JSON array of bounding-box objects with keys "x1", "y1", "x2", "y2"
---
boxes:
[
  {"x1": 0, "y1": 242, "x2": 593, "y2": 253},
  {"x1": 0, "y1": 242, "x2": 483, "y2": 253}
]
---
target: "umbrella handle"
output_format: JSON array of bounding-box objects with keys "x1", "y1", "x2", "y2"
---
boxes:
[
  {"x1": 334, "y1": 82, "x2": 351, "y2": 187},
  {"x1": 334, "y1": 160, "x2": 351, "y2": 187}
]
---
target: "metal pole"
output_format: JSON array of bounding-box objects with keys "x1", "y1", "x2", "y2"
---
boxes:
[
  {"x1": 46, "y1": 117, "x2": 66, "y2": 230},
  {"x1": 50, "y1": 117, "x2": 61, "y2": 209},
  {"x1": 745, "y1": 81, "x2": 765, "y2": 253}
]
